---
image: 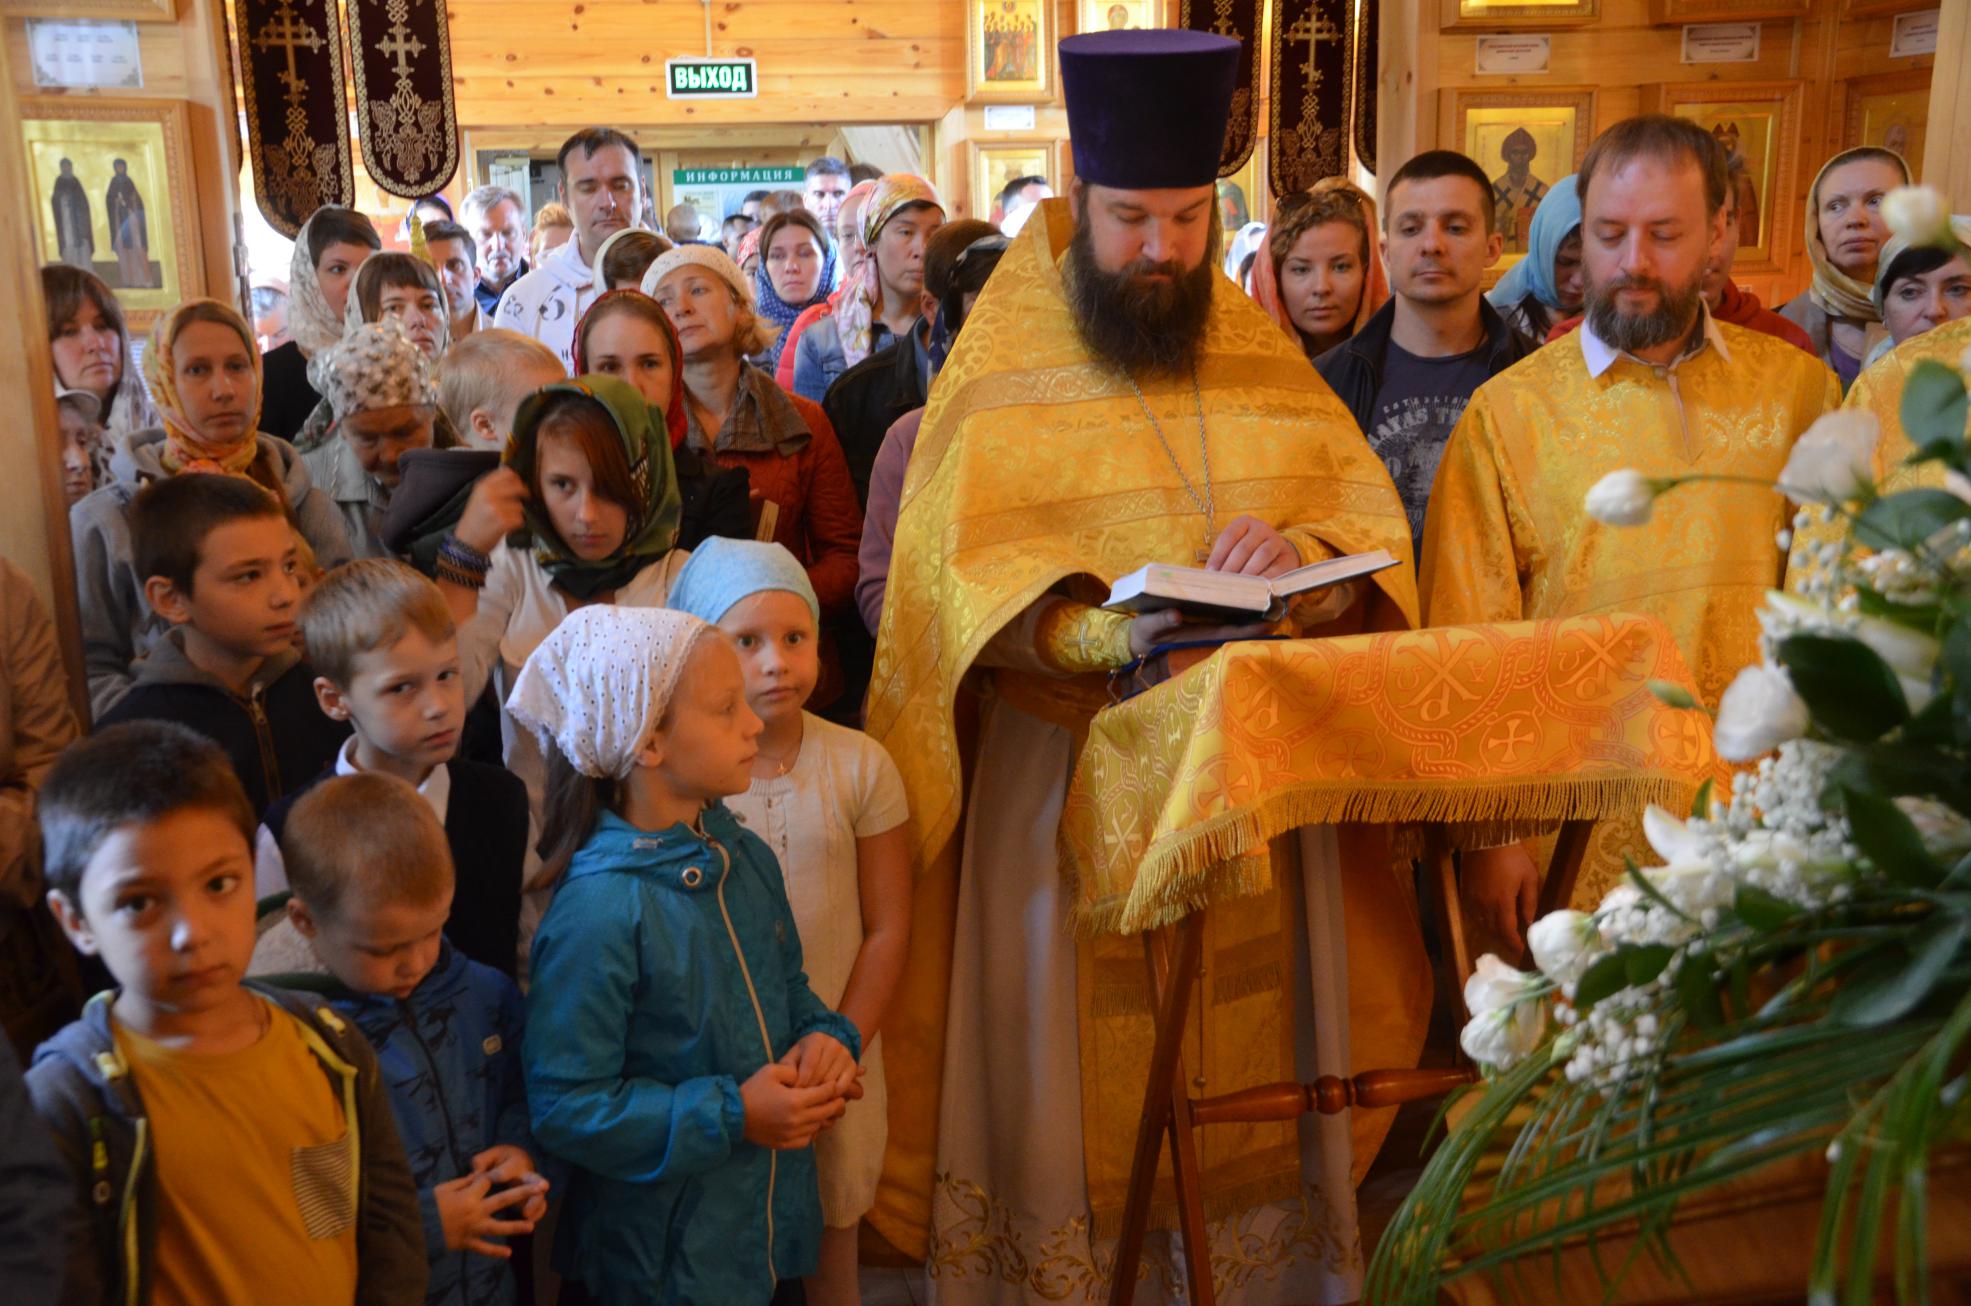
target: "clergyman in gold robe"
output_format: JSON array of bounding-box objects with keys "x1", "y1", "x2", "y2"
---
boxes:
[
  {"x1": 1420, "y1": 115, "x2": 1838, "y2": 946},
  {"x1": 867, "y1": 28, "x2": 1430, "y2": 1305}
]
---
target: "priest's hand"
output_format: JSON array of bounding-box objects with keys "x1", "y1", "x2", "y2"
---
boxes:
[
  {"x1": 1206, "y1": 515, "x2": 1298, "y2": 578},
  {"x1": 1126, "y1": 608, "x2": 1276, "y2": 658},
  {"x1": 1461, "y1": 843, "x2": 1541, "y2": 955}
]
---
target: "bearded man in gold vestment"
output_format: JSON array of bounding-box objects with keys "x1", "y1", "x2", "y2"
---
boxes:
[
  {"x1": 868, "y1": 28, "x2": 1431, "y2": 1306},
  {"x1": 1420, "y1": 116, "x2": 1839, "y2": 949}
]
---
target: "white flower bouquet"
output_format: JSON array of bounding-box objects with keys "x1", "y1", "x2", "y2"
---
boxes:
[{"x1": 1369, "y1": 191, "x2": 1971, "y2": 1304}]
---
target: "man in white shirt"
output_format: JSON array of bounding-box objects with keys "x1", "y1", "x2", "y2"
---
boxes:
[{"x1": 493, "y1": 127, "x2": 644, "y2": 371}]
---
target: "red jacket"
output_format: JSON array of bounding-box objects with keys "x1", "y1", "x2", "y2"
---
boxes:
[
  {"x1": 1544, "y1": 280, "x2": 1815, "y2": 355},
  {"x1": 701, "y1": 390, "x2": 863, "y2": 615},
  {"x1": 776, "y1": 301, "x2": 834, "y2": 392}
]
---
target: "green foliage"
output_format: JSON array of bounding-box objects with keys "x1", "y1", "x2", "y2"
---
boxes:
[
  {"x1": 1366, "y1": 345, "x2": 1971, "y2": 1305},
  {"x1": 1777, "y1": 633, "x2": 1908, "y2": 742}
]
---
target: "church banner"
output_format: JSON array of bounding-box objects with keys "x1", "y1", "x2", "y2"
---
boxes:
[
  {"x1": 1267, "y1": 0, "x2": 1355, "y2": 195},
  {"x1": 1180, "y1": 0, "x2": 1262, "y2": 177},
  {"x1": 1353, "y1": 0, "x2": 1379, "y2": 175},
  {"x1": 234, "y1": 0, "x2": 352, "y2": 238},
  {"x1": 345, "y1": 0, "x2": 458, "y2": 199}
]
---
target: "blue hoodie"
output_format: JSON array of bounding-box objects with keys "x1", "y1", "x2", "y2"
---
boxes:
[
  {"x1": 523, "y1": 804, "x2": 860, "y2": 1306},
  {"x1": 322, "y1": 944, "x2": 534, "y2": 1306}
]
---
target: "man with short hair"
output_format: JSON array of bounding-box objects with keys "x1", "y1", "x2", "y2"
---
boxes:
[
  {"x1": 492, "y1": 127, "x2": 642, "y2": 370},
  {"x1": 720, "y1": 211, "x2": 754, "y2": 260},
  {"x1": 1315, "y1": 149, "x2": 1533, "y2": 559},
  {"x1": 460, "y1": 185, "x2": 528, "y2": 316},
  {"x1": 663, "y1": 202, "x2": 701, "y2": 245},
  {"x1": 422, "y1": 219, "x2": 487, "y2": 340},
  {"x1": 739, "y1": 188, "x2": 769, "y2": 222},
  {"x1": 995, "y1": 173, "x2": 1051, "y2": 222},
  {"x1": 1420, "y1": 115, "x2": 1838, "y2": 940},
  {"x1": 867, "y1": 28, "x2": 1427, "y2": 1290},
  {"x1": 803, "y1": 156, "x2": 852, "y2": 230},
  {"x1": 789, "y1": 178, "x2": 946, "y2": 402},
  {"x1": 1545, "y1": 151, "x2": 1815, "y2": 355}
]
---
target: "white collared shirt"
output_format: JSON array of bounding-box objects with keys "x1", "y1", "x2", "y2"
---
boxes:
[
  {"x1": 1578, "y1": 301, "x2": 1733, "y2": 379},
  {"x1": 252, "y1": 738, "x2": 452, "y2": 897}
]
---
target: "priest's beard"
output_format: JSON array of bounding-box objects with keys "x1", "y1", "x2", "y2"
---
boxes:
[
  {"x1": 1063, "y1": 204, "x2": 1221, "y2": 378},
  {"x1": 1585, "y1": 266, "x2": 1705, "y2": 355}
]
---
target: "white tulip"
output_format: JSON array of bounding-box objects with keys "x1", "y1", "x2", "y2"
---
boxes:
[
  {"x1": 1713, "y1": 663, "x2": 1811, "y2": 761},
  {"x1": 1643, "y1": 860, "x2": 1735, "y2": 917},
  {"x1": 1463, "y1": 953, "x2": 1543, "y2": 1017},
  {"x1": 1459, "y1": 1002, "x2": 1548, "y2": 1070},
  {"x1": 1778, "y1": 410, "x2": 1880, "y2": 505},
  {"x1": 1642, "y1": 804, "x2": 1708, "y2": 868},
  {"x1": 1584, "y1": 470, "x2": 1659, "y2": 526},
  {"x1": 1527, "y1": 910, "x2": 1599, "y2": 985},
  {"x1": 1881, "y1": 185, "x2": 1955, "y2": 249},
  {"x1": 1851, "y1": 615, "x2": 1941, "y2": 681}
]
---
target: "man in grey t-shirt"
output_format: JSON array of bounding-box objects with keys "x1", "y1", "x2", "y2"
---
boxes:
[{"x1": 1316, "y1": 150, "x2": 1534, "y2": 558}]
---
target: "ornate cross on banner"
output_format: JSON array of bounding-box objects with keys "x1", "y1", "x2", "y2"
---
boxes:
[
  {"x1": 1268, "y1": 0, "x2": 1355, "y2": 194},
  {"x1": 1181, "y1": 0, "x2": 1262, "y2": 177},
  {"x1": 235, "y1": 0, "x2": 352, "y2": 237},
  {"x1": 346, "y1": 0, "x2": 458, "y2": 197}
]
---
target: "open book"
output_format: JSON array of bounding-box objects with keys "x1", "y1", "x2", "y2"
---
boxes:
[{"x1": 1103, "y1": 549, "x2": 1401, "y2": 621}]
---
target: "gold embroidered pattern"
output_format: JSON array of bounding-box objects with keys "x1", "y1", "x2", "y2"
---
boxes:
[{"x1": 929, "y1": 1171, "x2": 1361, "y2": 1301}]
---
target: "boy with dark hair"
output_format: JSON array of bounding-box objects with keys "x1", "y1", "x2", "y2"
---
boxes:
[
  {"x1": 277, "y1": 772, "x2": 546, "y2": 1306},
  {"x1": 26, "y1": 721, "x2": 425, "y2": 1305},
  {"x1": 97, "y1": 474, "x2": 349, "y2": 818},
  {"x1": 256, "y1": 558, "x2": 530, "y2": 977}
]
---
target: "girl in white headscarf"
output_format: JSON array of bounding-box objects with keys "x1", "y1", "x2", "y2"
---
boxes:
[
  {"x1": 261, "y1": 206, "x2": 382, "y2": 444},
  {"x1": 508, "y1": 604, "x2": 864, "y2": 1305}
]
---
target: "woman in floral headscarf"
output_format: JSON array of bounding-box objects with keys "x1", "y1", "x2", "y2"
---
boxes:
[
  {"x1": 70, "y1": 298, "x2": 351, "y2": 716},
  {"x1": 439, "y1": 375, "x2": 689, "y2": 829},
  {"x1": 304, "y1": 318, "x2": 444, "y2": 559},
  {"x1": 260, "y1": 206, "x2": 382, "y2": 444},
  {"x1": 788, "y1": 174, "x2": 944, "y2": 402}
]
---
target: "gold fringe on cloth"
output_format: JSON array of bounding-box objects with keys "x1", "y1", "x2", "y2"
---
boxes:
[
  {"x1": 1061, "y1": 614, "x2": 1720, "y2": 938},
  {"x1": 346, "y1": 0, "x2": 459, "y2": 198},
  {"x1": 234, "y1": 0, "x2": 354, "y2": 237}
]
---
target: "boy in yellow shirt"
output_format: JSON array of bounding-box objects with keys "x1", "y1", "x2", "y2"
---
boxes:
[{"x1": 27, "y1": 720, "x2": 424, "y2": 1305}]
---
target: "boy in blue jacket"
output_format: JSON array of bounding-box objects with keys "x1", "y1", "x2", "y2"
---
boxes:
[{"x1": 279, "y1": 770, "x2": 547, "y2": 1305}]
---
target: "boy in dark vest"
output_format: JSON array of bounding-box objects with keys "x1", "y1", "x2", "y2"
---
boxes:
[{"x1": 254, "y1": 559, "x2": 529, "y2": 978}]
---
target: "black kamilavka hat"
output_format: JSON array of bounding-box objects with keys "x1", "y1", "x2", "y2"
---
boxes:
[{"x1": 1059, "y1": 29, "x2": 1241, "y2": 191}]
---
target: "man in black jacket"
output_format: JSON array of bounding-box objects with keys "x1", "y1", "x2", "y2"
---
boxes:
[{"x1": 1315, "y1": 150, "x2": 1533, "y2": 561}]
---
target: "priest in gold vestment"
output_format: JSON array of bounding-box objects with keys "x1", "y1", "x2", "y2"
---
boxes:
[
  {"x1": 1420, "y1": 116, "x2": 1838, "y2": 941},
  {"x1": 868, "y1": 29, "x2": 1430, "y2": 1304}
]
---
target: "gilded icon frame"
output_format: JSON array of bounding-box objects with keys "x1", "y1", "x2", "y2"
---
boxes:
[
  {"x1": 20, "y1": 96, "x2": 201, "y2": 331},
  {"x1": 967, "y1": 0, "x2": 1056, "y2": 103}
]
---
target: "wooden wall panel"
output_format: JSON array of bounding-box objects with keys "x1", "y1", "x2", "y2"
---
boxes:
[
  {"x1": 444, "y1": 0, "x2": 968, "y2": 128},
  {"x1": 1400, "y1": 0, "x2": 1942, "y2": 305}
]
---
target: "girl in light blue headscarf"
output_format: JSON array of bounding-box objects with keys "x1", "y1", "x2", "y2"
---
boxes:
[{"x1": 1487, "y1": 174, "x2": 1584, "y2": 345}]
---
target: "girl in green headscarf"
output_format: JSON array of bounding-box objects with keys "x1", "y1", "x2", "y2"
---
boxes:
[{"x1": 440, "y1": 374, "x2": 687, "y2": 851}]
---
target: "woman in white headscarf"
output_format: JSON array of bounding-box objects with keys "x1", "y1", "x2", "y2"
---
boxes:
[{"x1": 260, "y1": 206, "x2": 382, "y2": 443}]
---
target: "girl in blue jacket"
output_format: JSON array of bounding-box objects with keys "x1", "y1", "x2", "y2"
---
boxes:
[{"x1": 508, "y1": 605, "x2": 862, "y2": 1306}]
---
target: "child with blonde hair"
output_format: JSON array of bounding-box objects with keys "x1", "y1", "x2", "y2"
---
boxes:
[
  {"x1": 670, "y1": 538, "x2": 909, "y2": 1306},
  {"x1": 510, "y1": 605, "x2": 861, "y2": 1304}
]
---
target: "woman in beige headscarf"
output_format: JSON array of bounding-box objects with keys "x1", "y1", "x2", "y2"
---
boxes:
[{"x1": 1778, "y1": 146, "x2": 1909, "y2": 389}]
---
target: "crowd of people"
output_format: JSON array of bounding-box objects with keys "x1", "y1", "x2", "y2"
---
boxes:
[{"x1": 4, "y1": 23, "x2": 1969, "y2": 1306}]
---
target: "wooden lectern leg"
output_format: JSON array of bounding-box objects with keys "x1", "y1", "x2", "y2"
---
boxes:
[
  {"x1": 1108, "y1": 911, "x2": 1208, "y2": 1306},
  {"x1": 1147, "y1": 929, "x2": 1215, "y2": 1306},
  {"x1": 1539, "y1": 819, "x2": 1596, "y2": 918}
]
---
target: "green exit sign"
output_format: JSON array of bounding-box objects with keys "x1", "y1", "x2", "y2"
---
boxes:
[{"x1": 666, "y1": 58, "x2": 758, "y2": 100}]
